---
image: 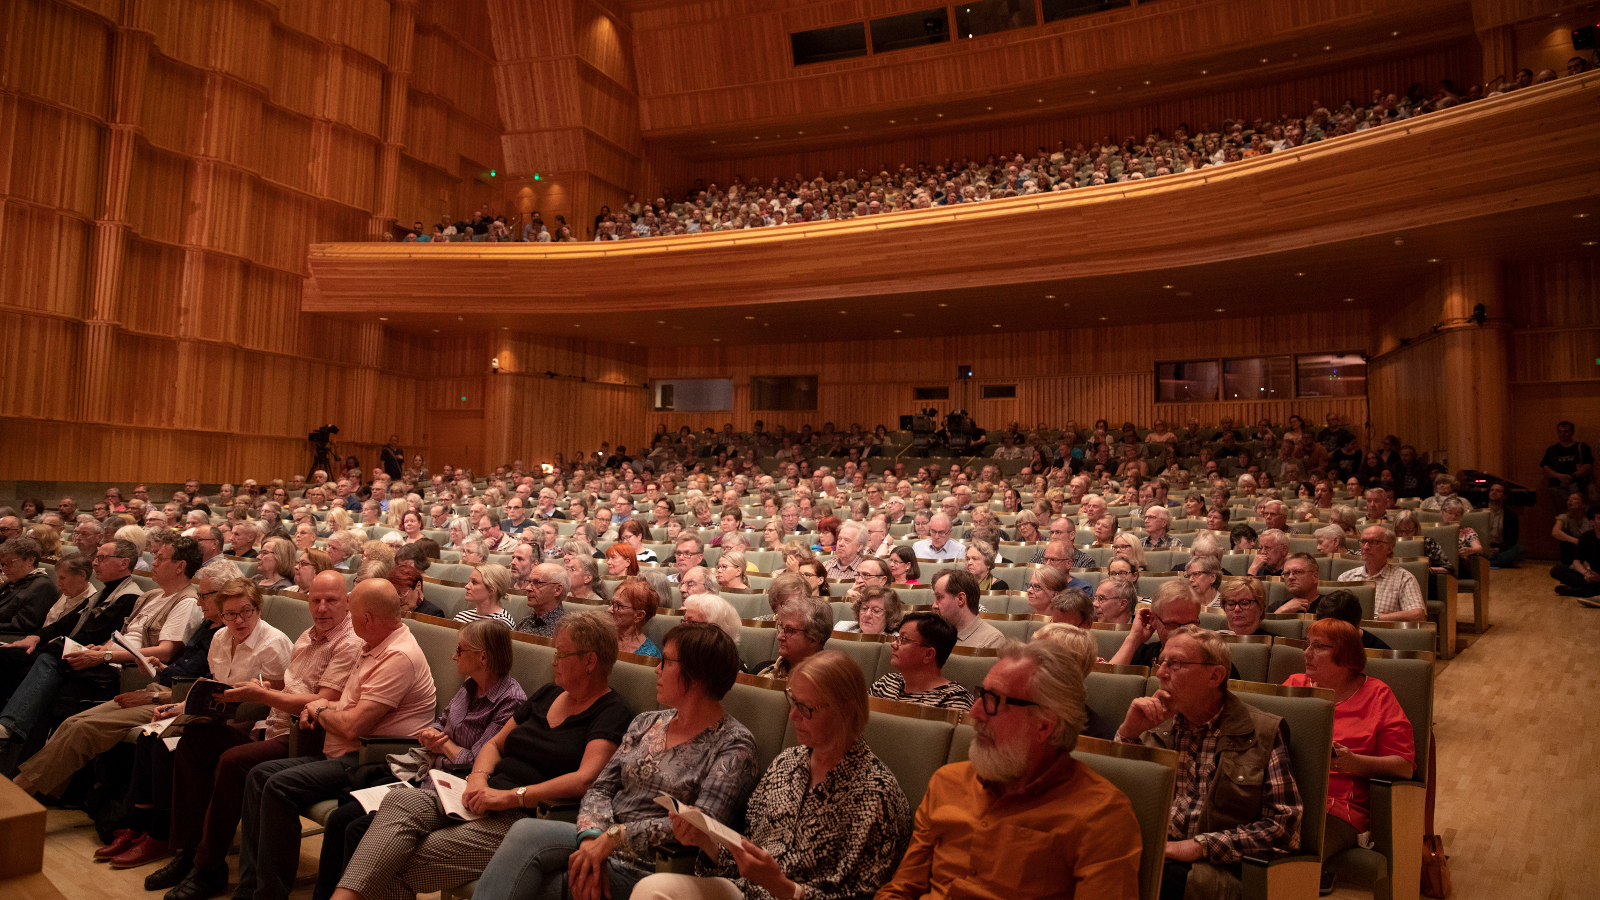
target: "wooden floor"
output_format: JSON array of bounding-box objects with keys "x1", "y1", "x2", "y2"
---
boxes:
[{"x1": 34, "y1": 563, "x2": 1600, "y2": 900}]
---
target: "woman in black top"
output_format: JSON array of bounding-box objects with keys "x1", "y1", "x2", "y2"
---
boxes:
[{"x1": 330, "y1": 611, "x2": 634, "y2": 900}]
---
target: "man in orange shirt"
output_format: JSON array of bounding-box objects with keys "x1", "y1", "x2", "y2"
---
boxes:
[{"x1": 876, "y1": 641, "x2": 1142, "y2": 900}]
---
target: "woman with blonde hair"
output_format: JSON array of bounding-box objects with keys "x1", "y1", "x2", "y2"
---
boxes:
[
  {"x1": 632, "y1": 651, "x2": 910, "y2": 900},
  {"x1": 459, "y1": 564, "x2": 515, "y2": 625},
  {"x1": 1111, "y1": 532, "x2": 1148, "y2": 573},
  {"x1": 254, "y1": 537, "x2": 296, "y2": 590}
]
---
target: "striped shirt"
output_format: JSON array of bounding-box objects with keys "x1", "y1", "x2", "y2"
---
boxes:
[
  {"x1": 266, "y1": 615, "x2": 364, "y2": 739},
  {"x1": 869, "y1": 673, "x2": 973, "y2": 711},
  {"x1": 425, "y1": 675, "x2": 526, "y2": 772},
  {"x1": 453, "y1": 609, "x2": 516, "y2": 627}
]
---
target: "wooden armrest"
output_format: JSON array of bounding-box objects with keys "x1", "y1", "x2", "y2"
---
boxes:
[{"x1": 653, "y1": 840, "x2": 701, "y2": 875}]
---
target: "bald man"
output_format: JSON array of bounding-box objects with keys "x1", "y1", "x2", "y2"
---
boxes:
[
  {"x1": 234, "y1": 578, "x2": 436, "y2": 900},
  {"x1": 160, "y1": 571, "x2": 365, "y2": 897}
]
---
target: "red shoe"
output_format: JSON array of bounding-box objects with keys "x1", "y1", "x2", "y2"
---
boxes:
[
  {"x1": 94, "y1": 829, "x2": 140, "y2": 861},
  {"x1": 110, "y1": 835, "x2": 172, "y2": 869}
]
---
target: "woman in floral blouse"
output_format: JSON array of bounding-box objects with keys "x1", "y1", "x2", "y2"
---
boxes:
[
  {"x1": 632, "y1": 651, "x2": 912, "y2": 900},
  {"x1": 473, "y1": 623, "x2": 758, "y2": 900}
]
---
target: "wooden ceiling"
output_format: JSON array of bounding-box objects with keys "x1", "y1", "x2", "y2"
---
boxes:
[{"x1": 304, "y1": 74, "x2": 1600, "y2": 345}]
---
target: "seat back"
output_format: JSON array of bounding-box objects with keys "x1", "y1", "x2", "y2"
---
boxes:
[
  {"x1": 722, "y1": 676, "x2": 793, "y2": 773},
  {"x1": 607, "y1": 657, "x2": 663, "y2": 718},
  {"x1": 1218, "y1": 634, "x2": 1273, "y2": 682},
  {"x1": 738, "y1": 621, "x2": 778, "y2": 672},
  {"x1": 403, "y1": 617, "x2": 465, "y2": 713},
  {"x1": 1072, "y1": 737, "x2": 1179, "y2": 900},
  {"x1": 823, "y1": 635, "x2": 890, "y2": 683},
  {"x1": 509, "y1": 636, "x2": 555, "y2": 695},
  {"x1": 1229, "y1": 682, "x2": 1335, "y2": 867},
  {"x1": 423, "y1": 580, "x2": 469, "y2": 617},
  {"x1": 941, "y1": 649, "x2": 1002, "y2": 694},
  {"x1": 1085, "y1": 665, "x2": 1150, "y2": 731},
  {"x1": 1362, "y1": 653, "x2": 1435, "y2": 771},
  {"x1": 862, "y1": 699, "x2": 961, "y2": 811},
  {"x1": 261, "y1": 594, "x2": 314, "y2": 641},
  {"x1": 1360, "y1": 621, "x2": 1437, "y2": 653}
]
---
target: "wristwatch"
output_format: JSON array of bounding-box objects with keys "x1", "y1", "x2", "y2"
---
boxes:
[
  {"x1": 1193, "y1": 833, "x2": 1212, "y2": 859},
  {"x1": 103, "y1": 650, "x2": 113, "y2": 663},
  {"x1": 604, "y1": 823, "x2": 626, "y2": 846},
  {"x1": 515, "y1": 786, "x2": 528, "y2": 808}
]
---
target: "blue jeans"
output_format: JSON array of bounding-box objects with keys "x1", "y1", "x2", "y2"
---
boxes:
[
  {"x1": 0, "y1": 652, "x2": 72, "y2": 742},
  {"x1": 1490, "y1": 544, "x2": 1525, "y2": 568},
  {"x1": 473, "y1": 817, "x2": 643, "y2": 900}
]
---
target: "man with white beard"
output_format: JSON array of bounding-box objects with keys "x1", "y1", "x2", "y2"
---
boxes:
[{"x1": 876, "y1": 641, "x2": 1144, "y2": 899}]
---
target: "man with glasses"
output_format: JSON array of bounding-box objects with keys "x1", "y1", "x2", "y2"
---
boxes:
[
  {"x1": 501, "y1": 498, "x2": 533, "y2": 537},
  {"x1": 1267, "y1": 552, "x2": 1323, "y2": 614},
  {"x1": 194, "y1": 524, "x2": 227, "y2": 568},
  {"x1": 1109, "y1": 581, "x2": 1202, "y2": 668},
  {"x1": 878, "y1": 640, "x2": 1142, "y2": 899},
  {"x1": 1116, "y1": 626, "x2": 1303, "y2": 900},
  {"x1": 1246, "y1": 529, "x2": 1289, "y2": 578},
  {"x1": 913, "y1": 514, "x2": 965, "y2": 562},
  {"x1": 1037, "y1": 540, "x2": 1095, "y2": 593},
  {"x1": 862, "y1": 515, "x2": 895, "y2": 557},
  {"x1": 1030, "y1": 517, "x2": 1096, "y2": 569},
  {"x1": 668, "y1": 537, "x2": 703, "y2": 583},
  {"x1": 0, "y1": 537, "x2": 57, "y2": 635},
  {"x1": 1337, "y1": 526, "x2": 1425, "y2": 621},
  {"x1": 0, "y1": 537, "x2": 203, "y2": 747},
  {"x1": 9, "y1": 560, "x2": 244, "y2": 805},
  {"x1": 1141, "y1": 506, "x2": 1181, "y2": 550},
  {"x1": 514, "y1": 563, "x2": 572, "y2": 638},
  {"x1": 823, "y1": 521, "x2": 865, "y2": 579},
  {"x1": 868, "y1": 612, "x2": 971, "y2": 710},
  {"x1": 0, "y1": 541, "x2": 145, "y2": 698}
]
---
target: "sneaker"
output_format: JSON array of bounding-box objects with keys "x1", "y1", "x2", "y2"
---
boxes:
[
  {"x1": 1579, "y1": 597, "x2": 1600, "y2": 609},
  {"x1": 1320, "y1": 869, "x2": 1337, "y2": 895},
  {"x1": 94, "y1": 829, "x2": 140, "y2": 861}
]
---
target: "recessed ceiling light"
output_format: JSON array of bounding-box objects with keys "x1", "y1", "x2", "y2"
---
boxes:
[
  {"x1": 1585, "y1": 241, "x2": 1598, "y2": 246},
  {"x1": 1391, "y1": 31, "x2": 1399, "y2": 36},
  {"x1": 753, "y1": 136, "x2": 759, "y2": 140},
  {"x1": 937, "y1": 114, "x2": 944, "y2": 118},
  {"x1": 432, "y1": 329, "x2": 439, "y2": 332},
  {"x1": 1144, "y1": 81, "x2": 1150, "y2": 85},
  {"x1": 744, "y1": 316, "x2": 755, "y2": 320},
  {"x1": 889, "y1": 120, "x2": 896, "y2": 124},
  {"x1": 1343, "y1": 297, "x2": 1354, "y2": 302},
  {"x1": 710, "y1": 140, "x2": 716, "y2": 144},
  {"x1": 1575, "y1": 213, "x2": 1591, "y2": 219},
  {"x1": 1037, "y1": 99, "x2": 1044, "y2": 103},
  {"x1": 1045, "y1": 294, "x2": 1055, "y2": 299},
  {"x1": 1295, "y1": 272, "x2": 1305, "y2": 276},
  {"x1": 992, "y1": 323, "x2": 1002, "y2": 328},
  {"x1": 838, "y1": 310, "x2": 848, "y2": 315},
  {"x1": 628, "y1": 340, "x2": 636, "y2": 344},
  {"x1": 1394, "y1": 239, "x2": 1404, "y2": 246},
  {"x1": 1090, "y1": 90, "x2": 1096, "y2": 94},
  {"x1": 1163, "y1": 284, "x2": 1173, "y2": 289},
  {"x1": 1427, "y1": 258, "x2": 1439, "y2": 263},
  {"x1": 1062, "y1": 303, "x2": 1070, "y2": 307},
  {"x1": 894, "y1": 329, "x2": 902, "y2": 333},
  {"x1": 987, "y1": 106, "x2": 993, "y2": 110},
  {"x1": 572, "y1": 324, "x2": 580, "y2": 328},
  {"x1": 379, "y1": 317, "x2": 388, "y2": 321},
  {"x1": 656, "y1": 320, "x2": 665, "y2": 324},
  {"x1": 797, "y1": 131, "x2": 803, "y2": 135},
  {"x1": 1323, "y1": 45, "x2": 1332, "y2": 50},
  {"x1": 1261, "y1": 58, "x2": 1269, "y2": 63},
  {"x1": 938, "y1": 303, "x2": 948, "y2": 307},
  {"x1": 1214, "y1": 308, "x2": 1225, "y2": 313},
  {"x1": 1099, "y1": 316, "x2": 1107, "y2": 321},
  {"x1": 1200, "y1": 70, "x2": 1207, "y2": 75},
  {"x1": 843, "y1": 126, "x2": 849, "y2": 130},
  {"x1": 713, "y1": 337, "x2": 720, "y2": 342},
  {"x1": 500, "y1": 326, "x2": 507, "y2": 330},
  {"x1": 457, "y1": 316, "x2": 463, "y2": 320}
]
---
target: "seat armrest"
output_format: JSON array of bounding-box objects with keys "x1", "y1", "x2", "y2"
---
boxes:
[
  {"x1": 535, "y1": 798, "x2": 583, "y2": 822},
  {"x1": 1426, "y1": 572, "x2": 1458, "y2": 659},
  {"x1": 358, "y1": 735, "x2": 422, "y2": 766},
  {"x1": 654, "y1": 840, "x2": 702, "y2": 875},
  {"x1": 1368, "y1": 776, "x2": 1427, "y2": 900},
  {"x1": 1240, "y1": 852, "x2": 1322, "y2": 900}
]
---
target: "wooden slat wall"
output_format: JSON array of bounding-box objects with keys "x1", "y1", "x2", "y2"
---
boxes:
[
  {"x1": 648, "y1": 45, "x2": 1474, "y2": 191},
  {"x1": 641, "y1": 310, "x2": 1372, "y2": 442},
  {"x1": 0, "y1": 0, "x2": 503, "y2": 486}
]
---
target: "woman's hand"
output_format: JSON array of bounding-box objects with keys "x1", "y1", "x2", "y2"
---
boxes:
[
  {"x1": 417, "y1": 727, "x2": 451, "y2": 755},
  {"x1": 462, "y1": 785, "x2": 514, "y2": 815},
  {"x1": 729, "y1": 838, "x2": 793, "y2": 899},
  {"x1": 667, "y1": 811, "x2": 719, "y2": 859},
  {"x1": 1330, "y1": 742, "x2": 1363, "y2": 774},
  {"x1": 568, "y1": 833, "x2": 615, "y2": 900}
]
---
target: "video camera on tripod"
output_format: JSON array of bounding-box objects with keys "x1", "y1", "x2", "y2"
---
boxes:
[
  {"x1": 900, "y1": 408, "x2": 941, "y2": 455},
  {"x1": 308, "y1": 424, "x2": 339, "y2": 478}
]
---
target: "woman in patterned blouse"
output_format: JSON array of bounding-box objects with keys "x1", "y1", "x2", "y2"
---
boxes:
[
  {"x1": 473, "y1": 623, "x2": 759, "y2": 900},
  {"x1": 633, "y1": 651, "x2": 913, "y2": 900}
]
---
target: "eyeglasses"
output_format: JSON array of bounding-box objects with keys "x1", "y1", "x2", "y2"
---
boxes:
[
  {"x1": 652, "y1": 655, "x2": 680, "y2": 668},
  {"x1": 785, "y1": 689, "x2": 830, "y2": 719},
  {"x1": 608, "y1": 602, "x2": 638, "y2": 614},
  {"x1": 220, "y1": 608, "x2": 257, "y2": 622},
  {"x1": 973, "y1": 686, "x2": 1038, "y2": 716},
  {"x1": 554, "y1": 648, "x2": 593, "y2": 661},
  {"x1": 890, "y1": 633, "x2": 926, "y2": 649},
  {"x1": 1358, "y1": 539, "x2": 1390, "y2": 546},
  {"x1": 777, "y1": 624, "x2": 807, "y2": 639},
  {"x1": 1153, "y1": 656, "x2": 1209, "y2": 671},
  {"x1": 1221, "y1": 600, "x2": 1258, "y2": 611}
]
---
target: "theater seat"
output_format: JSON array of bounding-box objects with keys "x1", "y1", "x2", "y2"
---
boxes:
[{"x1": 861, "y1": 698, "x2": 961, "y2": 811}]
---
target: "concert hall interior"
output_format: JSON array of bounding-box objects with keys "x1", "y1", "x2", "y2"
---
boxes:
[{"x1": 1, "y1": 0, "x2": 1598, "y2": 898}]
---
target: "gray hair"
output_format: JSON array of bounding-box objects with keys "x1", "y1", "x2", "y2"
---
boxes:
[
  {"x1": 1048, "y1": 587, "x2": 1094, "y2": 623},
  {"x1": 998, "y1": 639, "x2": 1088, "y2": 751},
  {"x1": 534, "y1": 561, "x2": 570, "y2": 592},
  {"x1": 1188, "y1": 531, "x2": 1222, "y2": 558},
  {"x1": 1257, "y1": 528, "x2": 1288, "y2": 547},
  {"x1": 682, "y1": 593, "x2": 742, "y2": 646},
  {"x1": 196, "y1": 558, "x2": 244, "y2": 587},
  {"x1": 777, "y1": 594, "x2": 834, "y2": 646}
]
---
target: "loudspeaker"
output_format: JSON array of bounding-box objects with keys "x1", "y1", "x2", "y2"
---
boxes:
[{"x1": 1575, "y1": 25, "x2": 1597, "y2": 50}]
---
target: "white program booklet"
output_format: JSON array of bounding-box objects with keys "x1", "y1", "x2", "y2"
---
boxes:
[
  {"x1": 430, "y1": 771, "x2": 483, "y2": 821},
  {"x1": 654, "y1": 794, "x2": 746, "y2": 852},
  {"x1": 110, "y1": 630, "x2": 158, "y2": 677},
  {"x1": 61, "y1": 637, "x2": 86, "y2": 654},
  {"x1": 349, "y1": 781, "x2": 413, "y2": 814}
]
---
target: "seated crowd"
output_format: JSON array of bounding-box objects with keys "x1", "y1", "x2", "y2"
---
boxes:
[
  {"x1": 393, "y1": 66, "x2": 1589, "y2": 244},
  {"x1": 0, "y1": 412, "x2": 1467, "y2": 900}
]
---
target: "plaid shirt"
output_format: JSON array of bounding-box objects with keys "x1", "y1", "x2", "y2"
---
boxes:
[
  {"x1": 1338, "y1": 562, "x2": 1423, "y2": 616},
  {"x1": 1142, "y1": 533, "x2": 1181, "y2": 550},
  {"x1": 1166, "y1": 712, "x2": 1302, "y2": 863}
]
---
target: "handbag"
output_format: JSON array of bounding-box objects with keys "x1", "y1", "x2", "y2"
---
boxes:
[{"x1": 1420, "y1": 734, "x2": 1452, "y2": 897}]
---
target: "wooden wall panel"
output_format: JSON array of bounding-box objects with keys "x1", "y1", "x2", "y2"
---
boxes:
[
  {"x1": 652, "y1": 45, "x2": 1472, "y2": 190},
  {"x1": 323, "y1": 49, "x2": 388, "y2": 137},
  {"x1": 0, "y1": 312, "x2": 82, "y2": 418},
  {"x1": 143, "y1": 0, "x2": 223, "y2": 71},
  {"x1": 114, "y1": 239, "x2": 185, "y2": 330},
  {"x1": 140, "y1": 56, "x2": 207, "y2": 155},
  {"x1": 267, "y1": 26, "x2": 326, "y2": 117},
  {"x1": 125, "y1": 145, "x2": 187, "y2": 242},
  {"x1": 199, "y1": 78, "x2": 267, "y2": 173},
  {"x1": 640, "y1": 309, "x2": 1373, "y2": 449},
  {"x1": 250, "y1": 184, "x2": 320, "y2": 274},
  {"x1": 257, "y1": 107, "x2": 317, "y2": 193},
  {"x1": 0, "y1": 203, "x2": 91, "y2": 318},
  {"x1": 5, "y1": 0, "x2": 110, "y2": 117},
  {"x1": 5, "y1": 100, "x2": 102, "y2": 218}
]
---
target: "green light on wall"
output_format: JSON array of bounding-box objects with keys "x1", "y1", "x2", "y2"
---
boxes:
[
  {"x1": 489, "y1": 170, "x2": 496, "y2": 177},
  {"x1": 533, "y1": 174, "x2": 541, "y2": 181},
  {"x1": 460, "y1": 395, "x2": 468, "y2": 402}
]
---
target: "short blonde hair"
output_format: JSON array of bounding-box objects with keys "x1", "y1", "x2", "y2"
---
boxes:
[
  {"x1": 790, "y1": 651, "x2": 870, "y2": 740},
  {"x1": 1031, "y1": 623, "x2": 1097, "y2": 677}
]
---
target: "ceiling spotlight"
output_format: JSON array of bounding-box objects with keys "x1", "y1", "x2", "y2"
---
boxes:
[
  {"x1": 1575, "y1": 213, "x2": 1591, "y2": 219},
  {"x1": 937, "y1": 303, "x2": 948, "y2": 307},
  {"x1": 1427, "y1": 258, "x2": 1439, "y2": 263},
  {"x1": 1163, "y1": 284, "x2": 1173, "y2": 289},
  {"x1": 1200, "y1": 70, "x2": 1207, "y2": 74},
  {"x1": 1343, "y1": 297, "x2": 1355, "y2": 302},
  {"x1": 987, "y1": 106, "x2": 993, "y2": 110},
  {"x1": 1295, "y1": 272, "x2": 1305, "y2": 276},
  {"x1": 894, "y1": 329, "x2": 902, "y2": 333},
  {"x1": 889, "y1": 119, "x2": 896, "y2": 123},
  {"x1": 1045, "y1": 294, "x2": 1055, "y2": 299},
  {"x1": 745, "y1": 316, "x2": 755, "y2": 319},
  {"x1": 378, "y1": 317, "x2": 388, "y2": 321},
  {"x1": 992, "y1": 323, "x2": 1002, "y2": 328},
  {"x1": 1585, "y1": 241, "x2": 1598, "y2": 246},
  {"x1": 1214, "y1": 308, "x2": 1225, "y2": 313},
  {"x1": 1098, "y1": 316, "x2": 1107, "y2": 321},
  {"x1": 713, "y1": 338, "x2": 721, "y2": 342},
  {"x1": 432, "y1": 329, "x2": 439, "y2": 332},
  {"x1": 1323, "y1": 45, "x2": 1332, "y2": 50}
]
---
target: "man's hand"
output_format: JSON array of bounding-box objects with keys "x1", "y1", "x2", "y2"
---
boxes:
[
  {"x1": 64, "y1": 649, "x2": 104, "y2": 671},
  {"x1": 1120, "y1": 689, "x2": 1172, "y2": 740},
  {"x1": 11, "y1": 634, "x2": 42, "y2": 654},
  {"x1": 114, "y1": 690, "x2": 155, "y2": 709},
  {"x1": 1130, "y1": 608, "x2": 1157, "y2": 644},
  {"x1": 1165, "y1": 839, "x2": 1206, "y2": 863},
  {"x1": 1275, "y1": 597, "x2": 1310, "y2": 615},
  {"x1": 221, "y1": 683, "x2": 266, "y2": 704}
]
